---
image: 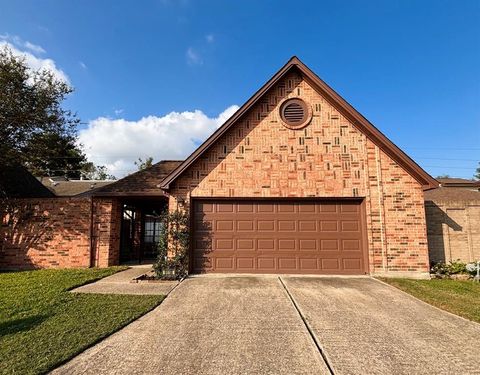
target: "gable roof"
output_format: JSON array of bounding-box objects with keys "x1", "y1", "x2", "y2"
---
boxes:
[
  {"x1": 38, "y1": 178, "x2": 114, "y2": 196},
  {"x1": 81, "y1": 160, "x2": 182, "y2": 197},
  {"x1": 425, "y1": 187, "x2": 480, "y2": 202},
  {"x1": 437, "y1": 178, "x2": 480, "y2": 188},
  {"x1": 0, "y1": 166, "x2": 55, "y2": 198},
  {"x1": 160, "y1": 56, "x2": 438, "y2": 191}
]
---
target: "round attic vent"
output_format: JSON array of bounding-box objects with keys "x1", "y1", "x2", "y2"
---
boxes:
[{"x1": 279, "y1": 98, "x2": 312, "y2": 129}]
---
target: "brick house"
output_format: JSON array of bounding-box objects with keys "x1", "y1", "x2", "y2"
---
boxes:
[{"x1": 1, "y1": 57, "x2": 439, "y2": 278}]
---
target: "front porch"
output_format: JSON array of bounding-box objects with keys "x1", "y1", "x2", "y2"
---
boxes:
[{"x1": 119, "y1": 197, "x2": 167, "y2": 264}]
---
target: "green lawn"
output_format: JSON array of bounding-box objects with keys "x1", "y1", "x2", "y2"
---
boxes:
[
  {"x1": 380, "y1": 278, "x2": 480, "y2": 323},
  {"x1": 0, "y1": 267, "x2": 164, "y2": 375}
]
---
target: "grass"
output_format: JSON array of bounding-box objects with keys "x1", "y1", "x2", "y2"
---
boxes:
[
  {"x1": 0, "y1": 267, "x2": 164, "y2": 375},
  {"x1": 380, "y1": 278, "x2": 480, "y2": 323}
]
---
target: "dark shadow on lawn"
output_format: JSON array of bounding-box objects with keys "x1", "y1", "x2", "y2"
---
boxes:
[{"x1": 0, "y1": 314, "x2": 49, "y2": 336}]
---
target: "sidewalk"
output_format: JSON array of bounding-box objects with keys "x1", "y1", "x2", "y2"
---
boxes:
[{"x1": 71, "y1": 265, "x2": 178, "y2": 295}]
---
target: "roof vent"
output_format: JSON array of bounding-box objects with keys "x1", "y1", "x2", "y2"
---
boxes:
[{"x1": 279, "y1": 98, "x2": 312, "y2": 129}]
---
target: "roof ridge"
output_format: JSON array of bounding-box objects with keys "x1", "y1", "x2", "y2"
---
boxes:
[{"x1": 160, "y1": 57, "x2": 438, "y2": 190}]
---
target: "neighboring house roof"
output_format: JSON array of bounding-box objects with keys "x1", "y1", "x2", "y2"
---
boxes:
[
  {"x1": 437, "y1": 178, "x2": 480, "y2": 189},
  {"x1": 0, "y1": 166, "x2": 55, "y2": 198},
  {"x1": 39, "y1": 178, "x2": 114, "y2": 197},
  {"x1": 82, "y1": 160, "x2": 182, "y2": 197},
  {"x1": 424, "y1": 187, "x2": 480, "y2": 202},
  {"x1": 160, "y1": 56, "x2": 438, "y2": 191}
]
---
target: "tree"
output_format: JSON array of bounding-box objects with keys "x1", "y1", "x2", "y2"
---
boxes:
[
  {"x1": 0, "y1": 46, "x2": 80, "y2": 171},
  {"x1": 81, "y1": 163, "x2": 116, "y2": 180},
  {"x1": 134, "y1": 156, "x2": 154, "y2": 171},
  {"x1": 23, "y1": 131, "x2": 88, "y2": 178},
  {"x1": 436, "y1": 174, "x2": 450, "y2": 179}
]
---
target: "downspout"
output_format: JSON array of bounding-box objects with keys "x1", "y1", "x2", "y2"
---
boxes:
[
  {"x1": 89, "y1": 196, "x2": 95, "y2": 268},
  {"x1": 374, "y1": 145, "x2": 387, "y2": 273}
]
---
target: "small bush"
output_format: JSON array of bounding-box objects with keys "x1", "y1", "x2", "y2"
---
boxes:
[
  {"x1": 153, "y1": 209, "x2": 189, "y2": 280},
  {"x1": 466, "y1": 262, "x2": 480, "y2": 277},
  {"x1": 430, "y1": 260, "x2": 467, "y2": 276}
]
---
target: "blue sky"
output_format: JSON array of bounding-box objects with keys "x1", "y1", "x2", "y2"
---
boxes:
[{"x1": 1, "y1": 0, "x2": 479, "y2": 178}]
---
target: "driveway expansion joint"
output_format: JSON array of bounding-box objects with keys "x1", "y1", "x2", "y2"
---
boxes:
[{"x1": 278, "y1": 276, "x2": 335, "y2": 375}]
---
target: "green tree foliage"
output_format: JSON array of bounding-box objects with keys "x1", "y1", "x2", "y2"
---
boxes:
[
  {"x1": 81, "y1": 163, "x2": 117, "y2": 180},
  {"x1": 474, "y1": 162, "x2": 480, "y2": 180},
  {"x1": 23, "y1": 131, "x2": 88, "y2": 178},
  {"x1": 134, "y1": 157, "x2": 154, "y2": 171},
  {"x1": 0, "y1": 46, "x2": 80, "y2": 171},
  {"x1": 153, "y1": 210, "x2": 189, "y2": 279}
]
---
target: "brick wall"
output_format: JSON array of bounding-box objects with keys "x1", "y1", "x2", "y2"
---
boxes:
[
  {"x1": 0, "y1": 198, "x2": 91, "y2": 269},
  {"x1": 426, "y1": 199, "x2": 480, "y2": 263},
  {"x1": 91, "y1": 198, "x2": 122, "y2": 267},
  {"x1": 169, "y1": 72, "x2": 429, "y2": 277},
  {"x1": 0, "y1": 197, "x2": 121, "y2": 269}
]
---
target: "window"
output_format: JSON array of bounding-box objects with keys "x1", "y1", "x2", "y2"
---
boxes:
[{"x1": 144, "y1": 215, "x2": 162, "y2": 244}]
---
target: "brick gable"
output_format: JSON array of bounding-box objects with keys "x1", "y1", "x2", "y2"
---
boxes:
[{"x1": 169, "y1": 71, "x2": 429, "y2": 276}]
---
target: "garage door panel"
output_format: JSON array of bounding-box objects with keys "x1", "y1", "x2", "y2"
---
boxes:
[
  {"x1": 299, "y1": 239, "x2": 317, "y2": 251},
  {"x1": 342, "y1": 239, "x2": 361, "y2": 251},
  {"x1": 343, "y1": 258, "x2": 362, "y2": 270},
  {"x1": 258, "y1": 220, "x2": 275, "y2": 231},
  {"x1": 299, "y1": 220, "x2": 317, "y2": 231},
  {"x1": 320, "y1": 221, "x2": 338, "y2": 231},
  {"x1": 237, "y1": 220, "x2": 254, "y2": 231},
  {"x1": 257, "y1": 258, "x2": 276, "y2": 270},
  {"x1": 237, "y1": 238, "x2": 255, "y2": 250},
  {"x1": 257, "y1": 239, "x2": 275, "y2": 250},
  {"x1": 278, "y1": 258, "x2": 297, "y2": 270},
  {"x1": 321, "y1": 258, "x2": 340, "y2": 270},
  {"x1": 299, "y1": 258, "x2": 318, "y2": 270},
  {"x1": 278, "y1": 239, "x2": 296, "y2": 251},
  {"x1": 216, "y1": 257, "x2": 234, "y2": 270},
  {"x1": 320, "y1": 239, "x2": 339, "y2": 250},
  {"x1": 258, "y1": 203, "x2": 275, "y2": 212},
  {"x1": 237, "y1": 258, "x2": 255, "y2": 270},
  {"x1": 192, "y1": 199, "x2": 366, "y2": 274},
  {"x1": 278, "y1": 220, "x2": 296, "y2": 231},
  {"x1": 237, "y1": 203, "x2": 254, "y2": 213},
  {"x1": 216, "y1": 239, "x2": 233, "y2": 250},
  {"x1": 217, "y1": 203, "x2": 234, "y2": 212}
]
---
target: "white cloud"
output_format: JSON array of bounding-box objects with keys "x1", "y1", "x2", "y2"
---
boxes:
[
  {"x1": 205, "y1": 34, "x2": 214, "y2": 43},
  {"x1": 24, "y1": 41, "x2": 46, "y2": 54},
  {"x1": 186, "y1": 47, "x2": 202, "y2": 65},
  {"x1": 79, "y1": 61, "x2": 87, "y2": 70},
  {"x1": 0, "y1": 35, "x2": 68, "y2": 83},
  {"x1": 114, "y1": 108, "x2": 124, "y2": 116},
  {"x1": 78, "y1": 105, "x2": 239, "y2": 178}
]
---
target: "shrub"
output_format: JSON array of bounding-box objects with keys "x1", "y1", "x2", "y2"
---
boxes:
[
  {"x1": 430, "y1": 260, "x2": 467, "y2": 276},
  {"x1": 153, "y1": 210, "x2": 189, "y2": 280},
  {"x1": 466, "y1": 262, "x2": 480, "y2": 277}
]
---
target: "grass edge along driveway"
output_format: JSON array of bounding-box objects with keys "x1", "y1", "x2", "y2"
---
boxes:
[
  {"x1": 0, "y1": 267, "x2": 164, "y2": 375},
  {"x1": 379, "y1": 278, "x2": 480, "y2": 323}
]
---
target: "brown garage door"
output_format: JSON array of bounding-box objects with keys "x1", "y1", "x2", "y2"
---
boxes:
[{"x1": 191, "y1": 199, "x2": 367, "y2": 275}]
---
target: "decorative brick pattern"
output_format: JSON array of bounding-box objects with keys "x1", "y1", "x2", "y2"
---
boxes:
[{"x1": 169, "y1": 72, "x2": 429, "y2": 276}]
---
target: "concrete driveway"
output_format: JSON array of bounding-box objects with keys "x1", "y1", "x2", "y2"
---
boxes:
[{"x1": 52, "y1": 276, "x2": 480, "y2": 375}]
